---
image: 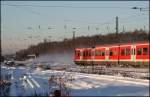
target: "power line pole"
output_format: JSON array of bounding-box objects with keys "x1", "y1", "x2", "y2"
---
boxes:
[
  {"x1": 73, "y1": 31, "x2": 75, "y2": 40},
  {"x1": 64, "y1": 25, "x2": 67, "y2": 33},
  {"x1": 122, "y1": 25, "x2": 125, "y2": 33},
  {"x1": 72, "y1": 28, "x2": 76, "y2": 49},
  {"x1": 116, "y1": 16, "x2": 119, "y2": 37},
  {"x1": 116, "y1": 16, "x2": 120, "y2": 66},
  {"x1": 72, "y1": 28, "x2": 76, "y2": 40},
  {"x1": 143, "y1": 25, "x2": 146, "y2": 31},
  {"x1": 106, "y1": 25, "x2": 110, "y2": 33}
]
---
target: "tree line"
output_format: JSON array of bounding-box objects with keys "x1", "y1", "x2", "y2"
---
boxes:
[{"x1": 15, "y1": 29, "x2": 149, "y2": 60}]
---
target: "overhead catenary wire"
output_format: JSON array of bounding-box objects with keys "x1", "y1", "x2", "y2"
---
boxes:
[
  {"x1": 2, "y1": 3, "x2": 132, "y2": 9},
  {"x1": 64, "y1": 12, "x2": 148, "y2": 25},
  {"x1": 3, "y1": 2, "x2": 148, "y2": 26},
  {"x1": 2, "y1": 2, "x2": 148, "y2": 23},
  {"x1": 3, "y1": 2, "x2": 53, "y2": 17},
  {"x1": 2, "y1": 3, "x2": 148, "y2": 39}
]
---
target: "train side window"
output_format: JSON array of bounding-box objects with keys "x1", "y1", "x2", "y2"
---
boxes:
[
  {"x1": 113, "y1": 51, "x2": 117, "y2": 55},
  {"x1": 83, "y1": 51, "x2": 85, "y2": 56},
  {"x1": 91, "y1": 51, "x2": 94, "y2": 56},
  {"x1": 77, "y1": 52, "x2": 80, "y2": 56},
  {"x1": 85, "y1": 51, "x2": 87, "y2": 56},
  {"x1": 143, "y1": 48, "x2": 148, "y2": 55},
  {"x1": 86, "y1": 51, "x2": 88, "y2": 56},
  {"x1": 101, "y1": 51, "x2": 105, "y2": 56},
  {"x1": 87, "y1": 51, "x2": 89, "y2": 56},
  {"x1": 126, "y1": 48, "x2": 130, "y2": 55},
  {"x1": 137, "y1": 48, "x2": 142, "y2": 55},
  {"x1": 95, "y1": 50, "x2": 101, "y2": 56},
  {"x1": 109, "y1": 51, "x2": 113, "y2": 56},
  {"x1": 89, "y1": 51, "x2": 91, "y2": 56},
  {"x1": 121, "y1": 49, "x2": 125, "y2": 56}
]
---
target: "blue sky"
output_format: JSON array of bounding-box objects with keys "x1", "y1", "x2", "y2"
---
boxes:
[{"x1": 1, "y1": 1, "x2": 149, "y2": 55}]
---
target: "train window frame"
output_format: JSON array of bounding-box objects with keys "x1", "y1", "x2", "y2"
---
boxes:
[
  {"x1": 87, "y1": 51, "x2": 89, "y2": 56},
  {"x1": 87, "y1": 50, "x2": 91, "y2": 56},
  {"x1": 132, "y1": 48, "x2": 135, "y2": 55},
  {"x1": 126, "y1": 48, "x2": 130, "y2": 56},
  {"x1": 143, "y1": 48, "x2": 148, "y2": 55},
  {"x1": 95, "y1": 50, "x2": 101, "y2": 56},
  {"x1": 109, "y1": 50, "x2": 113, "y2": 56},
  {"x1": 101, "y1": 51, "x2": 105, "y2": 56},
  {"x1": 77, "y1": 52, "x2": 80, "y2": 57},
  {"x1": 121, "y1": 49, "x2": 125, "y2": 56},
  {"x1": 80, "y1": 52, "x2": 82, "y2": 56},
  {"x1": 85, "y1": 51, "x2": 87, "y2": 56},
  {"x1": 137, "y1": 48, "x2": 142, "y2": 55},
  {"x1": 83, "y1": 51, "x2": 85, "y2": 57},
  {"x1": 113, "y1": 50, "x2": 117, "y2": 56},
  {"x1": 86, "y1": 50, "x2": 89, "y2": 57},
  {"x1": 92, "y1": 51, "x2": 95, "y2": 56}
]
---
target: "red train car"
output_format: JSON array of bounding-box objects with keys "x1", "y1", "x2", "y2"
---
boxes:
[
  {"x1": 74, "y1": 48, "x2": 92, "y2": 65},
  {"x1": 74, "y1": 48, "x2": 81, "y2": 61},
  {"x1": 74, "y1": 41, "x2": 149, "y2": 68},
  {"x1": 93, "y1": 45, "x2": 108, "y2": 66},
  {"x1": 134, "y1": 42, "x2": 149, "y2": 67}
]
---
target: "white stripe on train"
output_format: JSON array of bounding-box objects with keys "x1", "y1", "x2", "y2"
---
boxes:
[{"x1": 75, "y1": 59, "x2": 149, "y2": 62}]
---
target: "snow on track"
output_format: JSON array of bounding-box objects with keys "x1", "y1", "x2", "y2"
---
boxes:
[
  {"x1": 34, "y1": 70, "x2": 149, "y2": 85},
  {"x1": 32, "y1": 69, "x2": 149, "y2": 96},
  {"x1": 1, "y1": 65, "x2": 149, "y2": 96},
  {"x1": 74, "y1": 72, "x2": 149, "y2": 85}
]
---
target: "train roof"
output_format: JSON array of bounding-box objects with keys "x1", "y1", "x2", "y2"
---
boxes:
[{"x1": 75, "y1": 41, "x2": 149, "y2": 50}]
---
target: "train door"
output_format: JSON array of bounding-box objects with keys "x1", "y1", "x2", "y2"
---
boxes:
[
  {"x1": 108, "y1": 46, "x2": 119, "y2": 66},
  {"x1": 94, "y1": 47, "x2": 106, "y2": 65},
  {"x1": 136, "y1": 44, "x2": 149, "y2": 59},
  {"x1": 119, "y1": 45, "x2": 132, "y2": 60},
  {"x1": 119, "y1": 45, "x2": 132, "y2": 67},
  {"x1": 82, "y1": 48, "x2": 92, "y2": 65},
  {"x1": 87, "y1": 49, "x2": 92, "y2": 61},
  {"x1": 74, "y1": 49, "x2": 81, "y2": 61}
]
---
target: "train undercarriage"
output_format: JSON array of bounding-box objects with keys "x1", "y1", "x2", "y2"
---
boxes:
[
  {"x1": 74, "y1": 61, "x2": 149, "y2": 79},
  {"x1": 74, "y1": 61, "x2": 149, "y2": 68}
]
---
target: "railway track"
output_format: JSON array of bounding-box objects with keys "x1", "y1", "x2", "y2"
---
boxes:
[
  {"x1": 24, "y1": 74, "x2": 46, "y2": 96},
  {"x1": 67, "y1": 65, "x2": 149, "y2": 79}
]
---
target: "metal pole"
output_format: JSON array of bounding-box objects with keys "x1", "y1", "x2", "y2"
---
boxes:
[
  {"x1": 116, "y1": 16, "x2": 120, "y2": 66},
  {"x1": 72, "y1": 28, "x2": 76, "y2": 50},
  {"x1": 116, "y1": 16, "x2": 118, "y2": 37},
  {"x1": 92, "y1": 46, "x2": 95, "y2": 73},
  {"x1": 122, "y1": 25, "x2": 125, "y2": 33}
]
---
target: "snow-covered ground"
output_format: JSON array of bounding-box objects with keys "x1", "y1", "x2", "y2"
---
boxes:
[{"x1": 1, "y1": 64, "x2": 149, "y2": 96}]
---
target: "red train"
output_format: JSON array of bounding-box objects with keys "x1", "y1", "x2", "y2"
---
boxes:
[{"x1": 74, "y1": 41, "x2": 149, "y2": 68}]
